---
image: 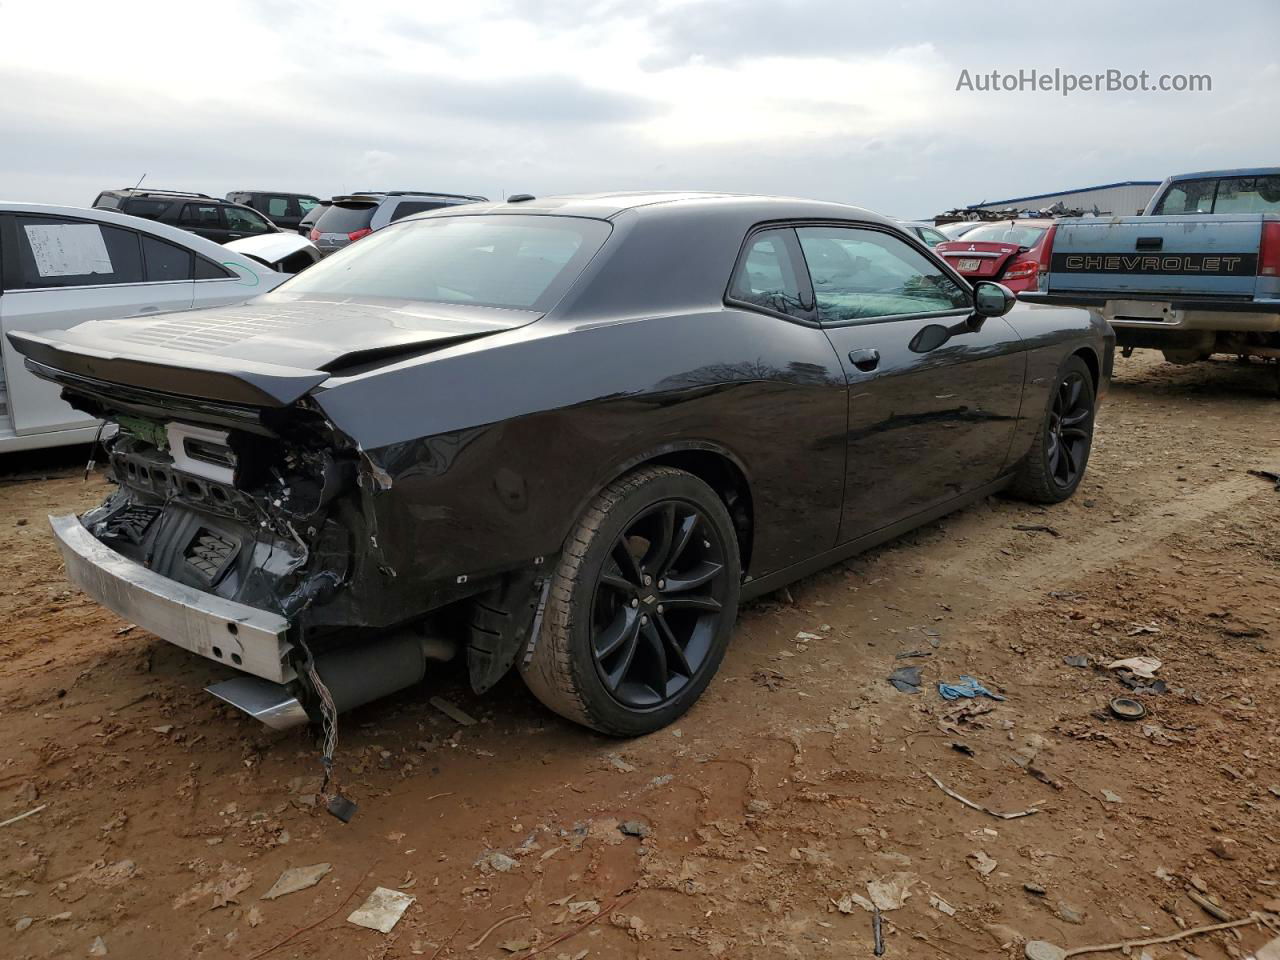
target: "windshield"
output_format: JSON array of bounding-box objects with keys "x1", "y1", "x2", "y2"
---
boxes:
[
  {"x1": 272, "y1": 214, "x2": 611, "y2": 312},
  {"x1": 958, "y1": 224, "x2": 1047, "y2": 246}
]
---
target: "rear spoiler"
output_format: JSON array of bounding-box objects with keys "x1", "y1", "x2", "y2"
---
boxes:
[{"x1": 6, "y1": 329, "x2": 328, "y2": 408}]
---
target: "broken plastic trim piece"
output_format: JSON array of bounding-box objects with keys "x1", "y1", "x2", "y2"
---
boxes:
[{"x1": 206, "y1": 676, "x2": 310, "y2": 730}]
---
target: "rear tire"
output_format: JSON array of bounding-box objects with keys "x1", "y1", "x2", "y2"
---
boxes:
[
  {"x1": 1010, "y1": 355, "x2": 1095, "y2": 504},
  {"x1": 520, "y1": 466, "x2": 740, "y2": 736}
]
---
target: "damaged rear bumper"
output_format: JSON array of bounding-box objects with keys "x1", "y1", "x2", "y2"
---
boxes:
[{"x1": 49, "y1": 513, "x2": 296, "y2": 684}]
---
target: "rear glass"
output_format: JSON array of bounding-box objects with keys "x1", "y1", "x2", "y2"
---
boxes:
[
  {"x1": 272, "y1": 215, "x2": 610, "y2": 312},
  {"x1": 1153, "y1": 176, "x2": 1280, "y2": 215},
  {"x1": 95, "y1": 194, "x2": 122, "y2": 210},
  {"x1": 314, "y1": 203, "x2": 376, "y2": 234},
  {"x1": 958, "y1": 224, "x2": 1047, "y2": 246}
]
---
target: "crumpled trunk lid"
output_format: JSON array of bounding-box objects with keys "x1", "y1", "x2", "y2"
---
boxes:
[{"x1": 7, "y1": 297, "x2": 538, "y2": 407}]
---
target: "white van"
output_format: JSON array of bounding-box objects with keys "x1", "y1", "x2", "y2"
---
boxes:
[{"x1": 0, "y1": 203, "x2": 311, "y2": 453}]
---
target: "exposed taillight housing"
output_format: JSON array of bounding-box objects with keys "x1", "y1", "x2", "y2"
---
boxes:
[
  {"x1": 1003, "y1": 257, "x2": 1039, "y2": 281},
  {"x1": 348, "y1": 228, "x2": 373, "y2": 242},
  {"x1": 308, "y1": 227, "x2": 320, "y2": 243},
  {"x1": 1260, "y1": 221, "x2": 1280, "y2": 277}
]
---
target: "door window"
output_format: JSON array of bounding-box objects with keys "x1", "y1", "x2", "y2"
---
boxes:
[
  {"x1": 224, "y1": 206, "x2": 273, "y2": 233},
  {"x1": 142, "y1": 235, "x2": 193, "y2": 281},
  {"x1": 180, "y1": 204, "x2": 223, "y2": 230},
  {"x1": 727, "y1": 229, "x2": 808, "y2": 317},
  {"x1": 12, "y1": 217, "x2": 145, "y2": 288},
  {"x1": 122, "y1": 199, "x2": 172, "y2": 220},
  {"x1": 796, "y1": 226, "x2": 969, "y2": 322}
]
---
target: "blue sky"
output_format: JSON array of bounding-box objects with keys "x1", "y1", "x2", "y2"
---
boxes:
[{"x1": 1, "y1": 0, "x2": 1276, "y2": 219}]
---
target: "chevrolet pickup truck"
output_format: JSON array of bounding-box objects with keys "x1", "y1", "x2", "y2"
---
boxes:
[{"x1": 1021, "y1": 167, "x2": 1280, "y2": 368}]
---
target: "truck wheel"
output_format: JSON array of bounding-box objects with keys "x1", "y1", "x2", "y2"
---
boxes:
[
  {"x1": 1010, "y1": 355, "x2": 1095, "y2": 504},
  {"x1": 520, "y1": 466, "x2": 740, "y2": 736}
]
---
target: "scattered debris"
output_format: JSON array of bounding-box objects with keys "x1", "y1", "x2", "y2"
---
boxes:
[
  {"x1": 89, "y1": 935, "x2": 108, "y2": 956},
  {"x1": 1101, "y1": 789, "x2": 1123, "y2": 804},
  {"x1": 949, "y1": 741, "x2": 975, "y2": 756},
  {"x1": 0, "y1": 804, "x2": 48, "y2": 829},
  {"x1": 1013, "y1": 523, "x2": 1061, "y2": 537},
  {"x1": 1024, "y1": 882, "x2": 1046, "y2": 896},
  {"x1": 929, "y1": 893, "x2": 957, "y2": 916},
  {"x1": 618, "y1": 820, "x2": 651, "y2": 838},
  {"x1": 1024, "y1": 913, "x2": 1264, "y2": 959},
  {"x1": 925, "y1": 770, "x2": 1041, "y2": 820},
  {"x1": 795, "y1": 631, "x2": 822, "y2": 642},
  {"x1": 833, "y1": 892, "x2": 876, "y2": 914},
  {"x1": 895, "y1": 649, "x2": 932, "y2": 659},
  {"x1": 937, "y1": 675, "x2": 1006, "y2": 701},
  {"x1": 347, "y1": 887, "x2": 415, "y2": 933},
  {"x1": 429, "y1": 697, "x2": 477, "y2": 726},
  {"x1": 466, "y1": 912, "x2": 530, "y2": 951},
  {"x1": 872, "y1": 905, "x2": 885, "y2": 956},
  {"x1": 1108, "y1": 697, "x2": 1146, "y2": 721},
  {"x1": 1208, "y1": 838, "x2": 1240, "y2": 861},
  {"x1": 867, "y1": 873, "x2": 916, "y2": 910},
  {"x1": 968, "y1": 850, "x2": 998, "y2": 876},
  {"x1": 172, "y1": 862, "x2": 253, "y2": 910},
  {"x1": 887, "y1": 665, "x2": 923, "y2": 693},
  {"x1": 1063, "y1": 655, "x2": 1089, "y2": 668},
  {"x1": 477, "y1": 851, "x2": 519, "y2": 873},
  {"x1": 263, "y1": 863, "x2": 332, "y2": 900},
  {"x1": 1186, "y1": 888, "x2": 1232, "y2": 921},
  {"x1": 1107, "y1": 656, "x2": 1161, "y2": 679}
]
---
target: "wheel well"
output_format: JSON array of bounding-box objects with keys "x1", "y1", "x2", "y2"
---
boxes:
[
  {"x1": 1074, "y1": 347, "x2": 1100, "y2": 392},
  {"x1": 646, "y1": 450, "x2": 754, "y2": 573}
]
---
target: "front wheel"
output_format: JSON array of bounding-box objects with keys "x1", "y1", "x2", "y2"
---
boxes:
[
  {"x1": 1010, "y1": 355, "x2": 1095, "y2": 504},
  {"x1": 520, "y1": 466, "x2": 741, "y2": 736}
]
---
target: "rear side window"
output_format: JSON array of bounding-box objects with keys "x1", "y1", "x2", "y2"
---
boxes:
[
  {"x1": 266, "y1": 197, "x2": 290, "y2": 217},
  {"x1": 314, "y1": 203, "x2": 377, "y2": 234},
  {"x1": 797, "y1": 226, "x2": 970, "y2": 322},
  {"x1": 195, "y1": 257, "x2": 233, "y2": 279},
  {"x1": 13, "y1": 216, "x2": 145, "y2": 288},
  {"x1": 180, "y1": 204, "x2": 222, "y2": 229},
  {"x1": 122, "y1": 199, "x2": 172, "y2": 221},
  {"x1": 298, "y1": 198, "x2": 319, "y2": 216},
  {"x1": 225, "y1": 206, "x2": 273, "y2": 233},
  {"x1": 142, "y1": 235, "x2": 193, "y2": 281},
  {"x1": 273, "y1": 214, "x2": 610, "y2": 311},
  {"x1": 1153, "y1": 180, "x2": 1217, "y2": 215},
  {"x1": 728, "y1": 229, "x2": 807, "y2": 317},
  {"x1": 389, "y1": 200, "x2": 445, "y2": 222},
  {"x1": 94, "y1": 193, "x2": 122, "y2": 210},
  {"x1": 918, "y1": 226, "x2": 947, "y2": 247}
]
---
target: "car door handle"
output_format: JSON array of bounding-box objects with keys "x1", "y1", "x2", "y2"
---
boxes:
[{"x1": 848, "y1": 348, "x2": 880, "y2": 372}]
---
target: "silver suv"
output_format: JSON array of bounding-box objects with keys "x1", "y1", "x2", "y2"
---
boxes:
[{"x1": 308, "y1": 191, "x2": 486, "y2": 256}]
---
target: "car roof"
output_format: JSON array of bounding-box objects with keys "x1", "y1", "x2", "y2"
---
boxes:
[
  {"x1": 0, "y1": 201, "x2": 274, "y2": 270},
  {"x1": 229, "y1": 190, "x2": 320, "y2": 198},
  {"x1": 954, "y1": 218, "x2": 1054, "y2": 229},
  {"x1": 413, "y1": 191, "x2": 895, "y2": 226},
  {"x1": 1166, "y1": 167, "x2": 1280, "y2": 182}
]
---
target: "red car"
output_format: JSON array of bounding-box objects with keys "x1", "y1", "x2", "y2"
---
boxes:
[{"x1": 935, "y1": 219, "x2": 1055, "y2": 293}]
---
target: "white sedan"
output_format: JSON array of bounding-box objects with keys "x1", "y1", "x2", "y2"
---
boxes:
[{"x1": 0, "y1": 203, "x2": 316, "y2": 453}]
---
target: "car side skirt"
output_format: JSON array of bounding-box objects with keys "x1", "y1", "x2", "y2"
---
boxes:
[{"x1": 740, "y1": 475, "x2": 1013, "y2": 601}]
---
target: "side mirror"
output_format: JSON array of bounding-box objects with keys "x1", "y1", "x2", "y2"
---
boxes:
[
  {"x1": 909, "y1": 324, "x2": 952, "y2": 353},
  {"x1": 973, "y1": 280, "x2": 1016, "y2": 318}
]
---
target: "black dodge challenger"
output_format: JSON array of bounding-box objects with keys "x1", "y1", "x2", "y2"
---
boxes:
[{"x1": 7, "y1": 192, "x2": 1112, "y2": 736}]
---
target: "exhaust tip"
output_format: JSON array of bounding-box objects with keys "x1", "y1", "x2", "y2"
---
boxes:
[{"x1": 207, "y1": 676, "x2": 311, "y2": 730}]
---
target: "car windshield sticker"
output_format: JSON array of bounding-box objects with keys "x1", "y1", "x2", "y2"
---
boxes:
[{"x1": 24, "y1": 223, "x2": 113, "y2": 278}]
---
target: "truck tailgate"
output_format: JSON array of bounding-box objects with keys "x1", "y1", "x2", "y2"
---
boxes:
[{"x1": 1047, "y1": 215, "x2": 1262, "y2": 297}]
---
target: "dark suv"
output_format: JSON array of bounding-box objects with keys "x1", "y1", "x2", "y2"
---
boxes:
[
  {"x1": 225, "y1": 190, "x2": 322, "y2": 231},
  {"x1": 308, "y1": 191, "x2": 485, "y2": 255},
  {"x1": 92, "y1": 189, "x2": 279, "y2": 245}
]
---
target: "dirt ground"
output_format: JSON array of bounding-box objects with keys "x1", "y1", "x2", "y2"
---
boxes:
[{"x1": 2, "y1": 352, "x2": 1279, "y2": 960}]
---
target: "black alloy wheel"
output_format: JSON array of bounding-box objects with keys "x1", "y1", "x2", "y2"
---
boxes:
[
  {"x1": 590, "y1": 500, "x2": 731, "y2": 709},
  {"x1": 520, "y1": 466, "x2": 741, "y2": 736},
  {"x1": 1047, "y1": 370, "x2": 1091, "y2": 489},
  {"x1": 1010, "y1": 353, "x2": 1095, "y2": 504}
]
